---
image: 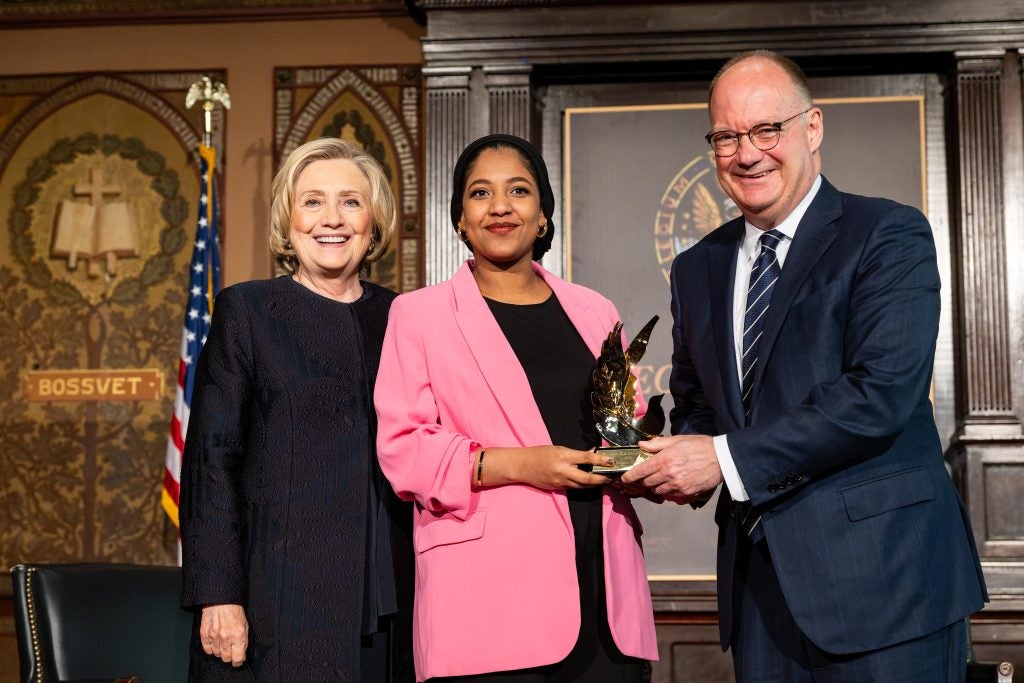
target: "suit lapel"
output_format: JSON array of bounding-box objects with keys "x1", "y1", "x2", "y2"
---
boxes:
[
  {"x1": 450, "y1": 261, "x2": 552, "y2": 447},
  {"x1": 751, "y1": 178, "x2": 843, "y2": 403},
  {"x1": 708, "y1": 219, "x2": 745, "y2": 429}
]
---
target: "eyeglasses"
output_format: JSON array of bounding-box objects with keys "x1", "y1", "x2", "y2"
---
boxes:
[{"x1": 704, "y1": 108, "x2": 813, "y2": 158}]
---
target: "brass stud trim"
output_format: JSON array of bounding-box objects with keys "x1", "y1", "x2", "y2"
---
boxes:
[{"x1": 24, "y1": 566, "x2": 43, "y2": 683}]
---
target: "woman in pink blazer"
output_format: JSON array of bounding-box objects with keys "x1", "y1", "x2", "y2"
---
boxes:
[{"x1": 375, "y1": 134, "x2": 658, "y2": 682}]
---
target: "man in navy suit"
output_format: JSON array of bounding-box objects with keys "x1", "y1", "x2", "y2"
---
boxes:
[{"x1": 622, "y1": 50, "x2": 987, "y2": 681}]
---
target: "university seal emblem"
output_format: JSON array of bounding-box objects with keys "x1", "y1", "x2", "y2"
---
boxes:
[{"x1": 653, "y1": 151, "x2": 740, "y2": 281}]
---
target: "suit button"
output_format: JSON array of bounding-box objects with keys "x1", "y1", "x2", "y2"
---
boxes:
[{"x1": 768, "y1": 483, "x2": 778, "y2": 493}]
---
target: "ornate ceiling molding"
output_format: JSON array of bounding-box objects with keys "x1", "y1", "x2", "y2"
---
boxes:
[{"x1": 414, "y1": 1, "x2": 1024, "y2": 66}]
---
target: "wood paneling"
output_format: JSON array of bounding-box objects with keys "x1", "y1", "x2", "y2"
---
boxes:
[
  {"x1": 419, "y1": 0, "x2": 1024, "y2": 672},
  {"x1": 955, "y1": 54, "x2": 1017, "y2": 427},
  {"x1": 424, "y1": 66, "x2": 473, "y2": 284},
  {"x1": 485, "y1": 65, "x2": 532, "y2": 139}
]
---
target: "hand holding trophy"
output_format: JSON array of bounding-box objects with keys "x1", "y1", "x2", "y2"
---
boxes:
[{"x1": 591, "y1": 316, "x2": 665, "y2": 476}]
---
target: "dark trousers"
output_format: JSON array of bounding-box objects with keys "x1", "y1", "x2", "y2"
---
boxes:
[
  {"x1": 732, "y1": 535, "x2": 966, "y2": 683},
  {"x1": 361, "y1": 629, "x2": 389, "y2": 682}
]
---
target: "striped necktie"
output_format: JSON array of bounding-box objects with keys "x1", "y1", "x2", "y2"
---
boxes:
[{"x1": 740, "y1": 229, "x2": 783, "y2": 422}]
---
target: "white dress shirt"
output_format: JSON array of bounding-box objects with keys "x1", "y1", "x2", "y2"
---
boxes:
[{"x1": 712, "y1": 174, "x2": 822, "y2": 502}]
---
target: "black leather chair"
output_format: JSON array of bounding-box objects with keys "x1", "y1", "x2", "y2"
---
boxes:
[
  {"x1": 968, "y1": 661, "x2": 1015, "y2": 682},
  {"x1": 967, "y1": 623, "x2": 1015, "y2": 683},
  {"x1": 11, "y1": 563, "x2": 192, "y2": 683}
]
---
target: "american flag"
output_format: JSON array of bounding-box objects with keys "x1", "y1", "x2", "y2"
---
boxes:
[{"x1": 163, "y1": 144, "x2": 221, "y2": 533}]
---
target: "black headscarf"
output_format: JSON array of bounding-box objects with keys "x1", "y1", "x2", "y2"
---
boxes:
[{"x1": 449, "y1": 133, "x2": 555, "y2": 261}]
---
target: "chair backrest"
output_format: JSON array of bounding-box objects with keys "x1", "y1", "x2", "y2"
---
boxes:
[{"x1": 10, "y1": 563, "x2": 192, "y2": 683}]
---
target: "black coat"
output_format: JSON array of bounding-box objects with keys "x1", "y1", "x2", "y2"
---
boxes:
[{"x1": 180, "y1": 276, "x2": 413, "y2": 682}]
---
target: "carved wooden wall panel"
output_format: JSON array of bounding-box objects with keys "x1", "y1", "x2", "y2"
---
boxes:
[{"x1": 0, "y1": 70, "x2": 222, "y2": 569}]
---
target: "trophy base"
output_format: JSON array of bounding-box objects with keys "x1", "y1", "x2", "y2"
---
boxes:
[{"x1": 591, "y1": 446, "x2": 652, "y2": 478}]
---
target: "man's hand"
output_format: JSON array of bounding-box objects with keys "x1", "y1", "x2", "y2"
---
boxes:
[
  {"x1": 200, "y1": 603, "x2": 248, "y2": 667},
  {"x1": 621, "y1": 434, "x2": 722, "y2": 505}
]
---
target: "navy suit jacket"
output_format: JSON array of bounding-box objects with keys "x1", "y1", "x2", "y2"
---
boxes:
[{"x1": 669, "y1": 176, "x2": 987, "y2": 654}]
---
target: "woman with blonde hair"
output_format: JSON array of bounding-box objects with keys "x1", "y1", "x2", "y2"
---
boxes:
[{"x1": 181, "y1": 137, "x2": 413, "y2": 681}]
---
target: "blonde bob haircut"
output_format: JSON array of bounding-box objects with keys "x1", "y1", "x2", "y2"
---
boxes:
[{"x1": 269, "y1": 137, "x2": 396, "y2": 275}]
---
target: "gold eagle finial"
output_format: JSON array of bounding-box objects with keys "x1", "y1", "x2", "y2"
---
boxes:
[{"x1": 186, "y1": 77, "x2": 231, "y2": 147}]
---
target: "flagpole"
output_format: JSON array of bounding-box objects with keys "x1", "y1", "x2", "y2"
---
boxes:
[
  {"x1": 163, "y1": 78, "x2": 230, "y2": 555},
  {"x1": 186, "y1": 77, "x2": 230, "y2": 315}
]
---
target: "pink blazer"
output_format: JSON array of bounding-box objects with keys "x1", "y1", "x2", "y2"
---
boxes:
[{"x1": 375, "y1": 260, "x2": 658, "y2": 681}]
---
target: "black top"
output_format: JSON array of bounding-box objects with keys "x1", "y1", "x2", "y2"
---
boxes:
[
  {"x1": 485, "y1": 294, "x2": 600, "y2": 453},
  {"x1": 180, "y1": 276, "x2": 413, "y2": 682},
  {"x1": 485, "y1": 293, "x2": 608, "y2": 638}
]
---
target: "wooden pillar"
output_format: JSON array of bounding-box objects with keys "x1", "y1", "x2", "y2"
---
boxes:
[
  {"x1": 948, "y1": 51, "x2": 1024, "y2": 587},
  {"x1": 423, "y1": 64, "x2": 535, "y2": 284},
  {"x1": 485, "y1": 64, "x2": 533, "y2": 139},
  {"x1": 424, "y1": 66, "x2": 472, "y2": 285}
]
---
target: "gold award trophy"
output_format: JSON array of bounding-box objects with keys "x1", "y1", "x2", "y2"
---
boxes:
[{"x1": 590, "y1": 315, "x2": 665, "y2": 477}]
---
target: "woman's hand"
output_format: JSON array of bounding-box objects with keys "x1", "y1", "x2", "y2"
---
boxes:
[
  {"x1": 200, "y1": 603, "x2": 249, "y2": 667},
  {"x1": 482, "y1": 446, "x2": 614, "y2": 490}
]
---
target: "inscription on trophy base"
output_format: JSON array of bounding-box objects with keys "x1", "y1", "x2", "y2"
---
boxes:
[{"x1": 592, "y1": 446, "x2": 652, "y2": 478}]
